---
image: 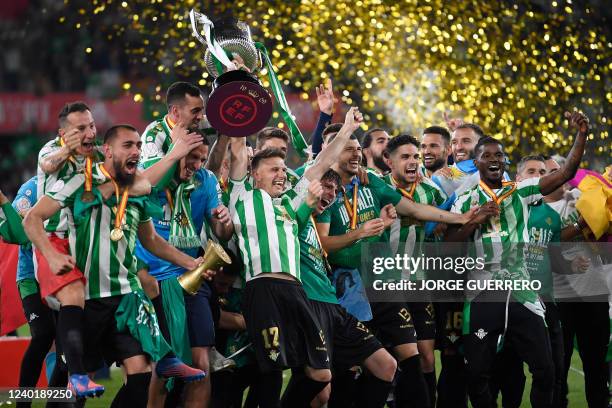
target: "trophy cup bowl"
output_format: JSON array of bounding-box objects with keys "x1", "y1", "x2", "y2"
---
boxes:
[
  {"x1": 191, "y1": 11, "x2": 273, "y2": 137},
  {"x1": 178, "y1": 240, "x2": 232, "y2": 295}
]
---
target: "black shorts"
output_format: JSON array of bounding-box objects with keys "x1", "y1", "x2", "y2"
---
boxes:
[
  {"x1": 366, "y1": 302, "x2": 417, "y2": 348},
  {"x1": 184, "y1": 281, "x2": 215, "y2": 347},
  {"x1": 434, "y1": 302, "x2": 465, "y2": 352},
  {"x1": 407, "y1": 302, "x2": 436, "y2": 341},
  {"x1": 82, "y1": 295, "x2": 145, "y2": 372},
  {"x1": 310, "y1": 300, "x2": 382, "y2": 368},
  {"x1": 243, "y1": 277, "x2": 330, "y2": 373}
]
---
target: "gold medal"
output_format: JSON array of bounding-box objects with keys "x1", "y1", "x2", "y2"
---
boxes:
[
  {"x1": 110, "y1": 227, "x2": 124, "y2": 242},
  {"x1": 100, "y1": 164, "x2": 129, "y2": 244},
  {"x1": 81, "y1": 191, "x2": 95, "y2": 203}
]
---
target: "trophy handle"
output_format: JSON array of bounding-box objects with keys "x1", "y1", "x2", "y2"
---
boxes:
[
  {"x1": 189, "y1": 9, "x2": 235, "y2": 70},
  {"x1": 189, "y1": 10, "x2": 208, "y2": 46}
]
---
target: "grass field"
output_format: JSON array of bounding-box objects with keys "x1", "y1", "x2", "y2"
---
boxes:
[{"x1": 27, "y1": 350, "x2": 591, "y2": 407}]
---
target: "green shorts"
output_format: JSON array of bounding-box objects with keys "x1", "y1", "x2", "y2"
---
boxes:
[{"x1": 160, "y1": 278, "x2": 191, "y2": 364}]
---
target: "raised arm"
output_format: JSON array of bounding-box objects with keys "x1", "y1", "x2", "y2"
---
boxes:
[
  {"x1": 311, "y1": 79, "x2": 335, "y2": 157},
  {"x1": 539, "y1": 110, "x2": 589, "y2": 196},
  {"x1": 316, "y1": 218, "x2": 385, "y2": 253},
  {"x1": 39, "y1": 129, "x2": 80, "y2": 174},
  {"x1": 304, "y1": 107, "x2": 363, "y2": 182},
  {"x1": 137, "y1": 220, "x2": 199, "y2": 271},
  {"x1": 205, "y1": 134, "x2": 230, "y2": 177},
  {"x1": 229, "y1": 137, "x2": 248, "y2": 181},
  {"x1": 142, "y1": 125, "x2": 203, "y2": 188},
  {"x1": 395, "y1": 197, "x2": 474, "y2": 225}
]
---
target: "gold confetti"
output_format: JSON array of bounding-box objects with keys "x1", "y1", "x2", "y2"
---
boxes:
[{"x1": 64, "y1": 0, "x2": 609, "y2": 163}]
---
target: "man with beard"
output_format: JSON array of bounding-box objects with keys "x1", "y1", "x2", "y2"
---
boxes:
[
  {"x1": 433, "y1": 123, "x2": 486, "y2": 197},
  {"x1": 383, "y1": 135, "x2": 447, "y2": 407},
  {"x1": 445, "y1": 109, "x2": 590, "y2": 408},
  {"x1": 298, "y1": 169, "x2": 397, "y2": 408},
  {"x1": 316, "y1": 132, "x2": 475, "y2": 408},
  {"x1": 362, "y1": 128, "x2": 391, "y2": 175},
  {"x1": 136, "y1": 140, "x2": 234, "y2": 408},
  {"x1": 421, "y1": 126, "x2": 452, "y2": 178},
  {"x1": 24, "y1": 125, "x2": 211, "y2": 407},
  {"x1": 227, "y1": 107, "x2": 364, "y2": 408}
]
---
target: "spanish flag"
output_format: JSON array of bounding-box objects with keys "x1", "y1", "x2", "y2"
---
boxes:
[{"x1": 568, "y1": 166, "x2": 612, "y2": 241}]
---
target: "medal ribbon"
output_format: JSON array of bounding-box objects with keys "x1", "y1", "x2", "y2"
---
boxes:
[
  {"x1": 391, "y1": 176, "x2": 417, "y2": 201},
  {"x1": 164, "y1": 189, "x2": 175, "y2": 212},
  {"x1": 99, "y1": 165, "x2": 129, "y2": 233},
  {"x1": 310, "y1": 215, "x2": 328, "y2": 258},
  {"x1": 219, "y1": 177, "x2": 228, "y2": 193},
  {"x1": 343, "y1": 179, "x2": 359, "y2": 230},
  {"x1": 83, "y1": 157, "x2": 93, "y2": 195},
  {"x1": 310, "y1": 215, "x2": 332, "y2": 274},
  {"x1": 478, "y1": 180, "x2": 517, "y2": 205}
]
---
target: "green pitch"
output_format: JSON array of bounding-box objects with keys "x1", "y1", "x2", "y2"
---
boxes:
[{"x1": 29, "y1": 352, "x2": 591, "y2": 407}]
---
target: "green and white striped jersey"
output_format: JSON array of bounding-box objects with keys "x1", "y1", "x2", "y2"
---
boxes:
[
  {"x1": 228, "y1": 176, "x2": 310, "y2": 281},
  {"x1": 140, "y1": 116, "x2": 173, "y2": 169},
  {"x1": 383, "y1": 175, "x2": 447, "y2": 279},
  {"x1": 383, "y1": 174, "x2": 447, "y2": 254},
  {"x1": 47, "y1": 164, "x2": 148, "y2": 300},
  {"x1": 37, "y1": 137, "x2": 103, "y2": 237},
  {"x1": 451, "y1": 177, "x2": 543, "y2": 313}
]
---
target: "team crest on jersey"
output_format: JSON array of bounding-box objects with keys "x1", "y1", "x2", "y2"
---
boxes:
[
  {"x1": 142, "y1": 143, "x2": 159, "y2": 158},
  {"x1": 319, "y1": 330, "x2": 326, "y2": 345},
  {"x1": 475, "y1": 328, "x2": 488, "y2": 339},
  {"x1": 447, "y1": 331, "x2": 459, "y2": 343},
  {"x1": 545, "y1": 217, "x2": 552, "y2": 225},
  {"x1": 268, "y1": 350, "x2": 279, "y2": 361},
  {"x1": 275, "y1": 206, "x2": 293, "y2": 223}
]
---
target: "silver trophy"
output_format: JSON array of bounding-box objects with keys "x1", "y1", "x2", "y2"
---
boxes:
[{"x1": 190, "y1": 10, "x2": 272, "y2": 137}]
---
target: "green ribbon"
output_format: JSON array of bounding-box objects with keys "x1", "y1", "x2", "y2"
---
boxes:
[{"x1": 254, "y1": 42, "x2": 308, "y2": 158}]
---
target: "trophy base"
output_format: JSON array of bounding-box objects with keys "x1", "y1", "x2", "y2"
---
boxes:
[{"x1": 206, "y1": 70, "x2": 273, "y2": 137}]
